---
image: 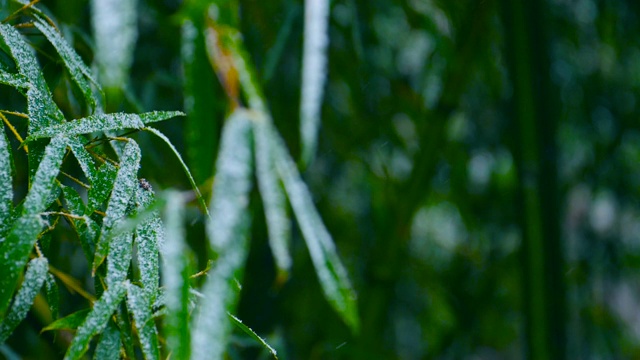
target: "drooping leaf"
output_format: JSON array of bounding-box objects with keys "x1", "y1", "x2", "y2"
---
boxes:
[
  {"x1": 161, "y1": 191, "x2": 191, "y2": 360},
  {"x1": 228, "y1": 313, "x2": 278, "y2": 359},
  {"x1": 0, "y1": 257, "x2": 48, "y2": 343},
  {"x1": 93, "y1": 321, "x2": 121, "y2": 360},
  {"x1": 126, "y1": 283, "x2": 159, "y2": 360},
  {"x1": 300, "y1": 0, "x2": 330, "y2": 166},
  {"x1": 133, "y1": 185, "x2": 162, "y2": 302},
  {"x1": 271, "y1": 125, "x2": 360, "y2": 333},
  {"x1": 88, "y1": 162, "x2": 117, "y2": 213},
  {"x1": 143, "y1": 127, "x2": 209, "y2": 217},
  {"x1": 191, "y1": 110, "x2": 253, "y2": 360},
  {"x1": 44, "y1": 273, "x2": 59, "y2": 321},
  {"x1": 0, "y1": 119, "x2": 13, "y2": 240},
  {"x1": 253, "y1": 117, "x2": 291, "y2": 278},
  {"x1": 64, "y1": 281, "x2": 127, "y2": 360},
  {"x1": 41, "y1": 308, "x2": 91, "y2": 332},
  {"x1": 33, "y1": 19, "x2": 101, "y2": 112},
  {"x1": 26, "y1": 111, "x2": 184, "y2": 141},
  {"x1": 67, "y1": 136, "x2": 98, "y2": 184},
  {"x1": 62, "y1": 185, "x2": 98, "y2": 262},
  {"x1": 22, "y1": 135, "x2": 68, "y2": 215},
  {"x1": 93, "y1": 140, "x2": 140, "y2": 271},
  {"x1": 105, "y1": 233, "x2": 133, "y2": 287}
]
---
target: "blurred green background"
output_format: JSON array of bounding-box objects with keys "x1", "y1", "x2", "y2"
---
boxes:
[{"x1": 3, "y1": 0, "x2": 640, "y2": 358}]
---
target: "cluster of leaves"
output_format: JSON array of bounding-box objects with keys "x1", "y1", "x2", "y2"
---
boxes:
[{"x1": 0, "y1": 0, "x2": 356, "y2": 359}]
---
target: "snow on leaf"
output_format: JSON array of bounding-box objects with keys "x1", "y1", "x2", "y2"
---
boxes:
[
  {"x1": 0, "y1": 257, "x2": 48, "y2": 343},
  {"x1": 67, "y1": 137, "x2": 97, "y2": 183},
  {"x1": 93, "y1": 140, "x2": 140, "y2": 271},
  {"x1": 300, "y1": 0, "x2": 330, "y2": 165},
  {"x1": 26, "y1": 111, "x2": 184, "y2": 141},
  {"x1": 64, "y1": 281, "x2": 127, "y2": 360},
  {"x1": 92, "y1": 0, "x2": 137, "y2": 90},
  {"x1": 126, "y1": 283, "x2": 159, "y2": 360},
  {"x1": 143, "y1": 127, "x2": 209, "y2": 217},
  {"x1": 22, "y1": 135, "x2": 67, "y2": 215},
  {"x1": 34, "y1": 19, "x2": 101, "y2": 112},
  {"x1": 228, "y1": 313, "x2": 278, "y2": 359},
  {"x1": 44, "y1": 273, "x2": 59, "y2": 320},
  {"x1": 105, "y1": 233, "x2": 133, "y2": 287},
  {"x1": 161, "y1": 191, "x2": 191, "y2": 360},
  {"x1": 271, "y1": 125, "x2": 360, "y2": 333},
  {"x1": 0, "y1": 120, "x2": 13, "y2": 240},
  {"x1": 252, "y1": 116, "x2": 291, "y2": 277},
  {"x1": 93, "y1": 321, "x2": 121, "y2": 360},
  {"x1": 0, "y1": 71, "x2": 29, "y2": 90},
  {"x1": 134, "y1": 186, "x2": 162, "y2": 302},
  {"x1": 191, "y1": 110, "x2": 253, "y2": 360},
  {"x1": 88, "y1": 162, "x2": 117, "y2": 213}
]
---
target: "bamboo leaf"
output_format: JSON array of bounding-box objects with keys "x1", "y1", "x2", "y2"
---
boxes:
[
  {"x1": 162, "y1": 191, "x2": 191, "y2": 360},
  {"x1": 105, "y1": 233, "x2": 133, "y2": 287},
  {"x1": 134, "y1": 185, "x2": 162, "y2": 302},
  {"x1": 253, "y1": 117, "x2": 291, "y2": 278},
  {"x1": 93, "y1": 321, "x2": 121, "y2": 360},
  {"x1": 88, "y1": 162, "x2": 117, "y2": 213},
  {"x1": 0, "y1": 71, "x2": 29, "y2": 90},
  {"x1": 93, "y1": 140, "x2": 140, "y2": 271},
  {"x1": 64, "y1": 281, "x2": 128, "y2": 360},
  {"x1": 126, "y1": 283, "x2": 159, "y2": 360},
  {"x1": 0, "y1": 118, "x2": 13, "y2": 241},
  {"x1": 44, "y1": 273, "x2": 59, "y2": 320},
  {"x1": 272, "y1": 126, "x2": 360, "y2": 333},
  {"x1": 300, "y1": 0, "x2": 330, "y2": 165},
  {"x1": 0, "y1": 257, "x2": 48, "y2": 343},
  {"x1": 67, "y1": 136, "x2": 97, "y2": 183},
  {"x1": 191, "y1": 110, "x2": 253, "y2": 360},
  {"x1": 33, "y1": 19, "x2": 101, "y2": 112},
  {"x1": 228, "y1": 313, "x2": 278, "y2": 359},
  {"x1": 41, "y1": 308, "x2": 90, "y2": 332},
  {"x1": 143, "y1": 127, "x2": 209, "y2": 217},
  {"x1": 26, "y1": 111, "x2": 184, "y2": 141},
  {"x1": 22, "y1": 135, "x2": 68, "y2": 215}
]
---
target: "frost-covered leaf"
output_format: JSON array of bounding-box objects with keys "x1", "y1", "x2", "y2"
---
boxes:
[
  {"x1": 64, "y1": 281, "x2": 127, "y2": 360},
  {"x1": 300, "y1": 0, "x2": 330, "y2": 165},
  {"x1": 191, "y1": 110, "x2": 253, "y2": 360},
  {"x1": 126, "y1": 283, "x2": 159, "y2": 360},
  {"x1": 44, "y1": 273, "x2": 59, "y2": 320},
  {"x1": 92, "y1": 0, "x2": 137, "y2": 90},
  {"x1": 253, "y1": 117, "x2": 291, "y2": 277},
  {"x1": 143, "y1": 127, "x2": 209, "y2": 217},
  {"x1": 33, "y1": 19, "x2": 101, "y2": 112},
  {"x1": 228, "y1": 313, "x2": 278, "y2": 359},
  {"x1": 0, "y1": 71, "x2": 29, "y2": 90},
  {"x1": 26, "y1": 111, "x2": 184, "y2": 141},
  {"x1": 88, "y1": 162, "x2": 117, "y2": 213},
  {"x1": 93, "y1": 321, "x2": 121, "y2": 360},
  {"x1": 134, "y1": 185, "x2": 162, "y2": 302},
  {"x1": 105, "y1": 233, "x2": 133, "y2": 287},
  {"x1": 93, "y1": 140, "x2": 140, "y2": 271},
  {"x1": 22, "y1": 135, "x2": 67, "y2": 215},
  {"x1": 161, "y1": 191, "x2": 191, "y2": 360},
  {"x1": 272, "y1": 126, "x2": 360, "y2": 333},
  {"x1": 0, "y1": 257, "x2": 48, "y2": 343},
  {"x1": 0, "y1": 120, "x2": 13, "y2": 240},
  {"x1": 41, "y1": 308, "x2": 90, "y2": 332},
  {"x1": 0, "y1": 24, "x2": 64, "y2": 132},
  {"x1": 67, "y1": 137, "x2": 97, "y2": 183}
]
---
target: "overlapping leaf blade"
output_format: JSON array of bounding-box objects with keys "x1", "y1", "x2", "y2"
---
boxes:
[
  {"x1": 134, "y1": 186, "x2": 162, "y2": 302},
  {"x1": 0, "y1": 121, "x2": 13, "y2": 240},
  {"x1": 126, "y1": 283, "x2": 159, "y2": 360},
  {"x1": 191, "y1": 110, "x2": 253, "y2": 360},
  {"x1": 228, "y1": 313, "x2": 278, "y2": 359},
  {"x1": 41, "y1": 309, "x2": 90, "y2": 332},
  {"x1": 0, "y1": 257, "x2": 48, "y2": 343},
  {"x1": 93, "y1": 321, "x2": 121, "y2": 360}
]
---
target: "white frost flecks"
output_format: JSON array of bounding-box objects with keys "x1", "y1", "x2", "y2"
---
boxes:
[
  {"x1": 0, "y1": 124, "x2": 13, "y2": 240},
  {"x1": 92, "y1": 0, "x2": 137, "y2": 90},
  {"x1": 23, "y1": 136, "x2": 67, "y2": 215},
  {"x1": 134, "y1": 186, "x2": 162, "y2": 302},
  {"x1": 300, "y1": 0, "x2": 330, "y2": 165},
  {"x1": 126, "y1": 283, "x2": 159, "y2": 360}
]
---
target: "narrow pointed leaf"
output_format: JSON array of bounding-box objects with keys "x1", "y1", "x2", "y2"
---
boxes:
[
  {"x1": 93, "y1": 321, "x2": 121, "y2": 360},
  {"x1": 93, "y1": 140, "x2": 140, "y2": 271},
  {"x1": 300, "y1": 0, "x2": 330, "y2": 165},
  {"x1": 143, "y1": 127, "x2": 209, "y2": 217},
  {"x1": 228, "y1": 313, "x2": 278, "y2": 359},
  {"x1": 34, "y1": 19, "x2": 101, "y2": 112},
  {"x1": 0, "y1": 257, "x2": 48, "y2": 343},
  {"x1": 272, "y1": 126, "x2": 359, "y2": 333},
  {"x1": 44, "y1": 273, "x2": 59, "y2": 320},
  {"x1": 26, "y1": 111, "x2": 184, "y2": 141},
  {"x1": 41, "y1": 308, "x2": 91, "y2": 332},
  {"x1": 162, "y1": 191, "x2": 191, "y2": 360},
  {"x1": 253, "y1": 118, "x2": 291, "y2": 277},
  {"x1": 23, "y1": 135, "x2": 68, "y2": 215},
  {"x1": 63, "y1": 185, "x2": 98, "y2": 262},
  {"x1": 133, "y1": 186, "x2": 162, "y2": 302},
  {"x1": 191, "y1": 110, "x2": 253, "y2": 360},
  {"x1": 64, "y1": 281, "x2": 128, "y2": 360},
  {"x1": 105, "y1": 233, "x2": 133, "y2": 287},
  {"x1": 126, "y1": 283, "x2": 159, "y2": 360},
  {"x1": 0, "y1": 121, "x2": 13, "y2": 240},
  {"x1": 88, "y1": 162, "x2": 117, "y2": 213},
  {"x1": 67, "y1": 137, "x2": 97, "y2": 183},
  {"x1": 0, "y1": 71, "x2": 29, "y2": 89}
]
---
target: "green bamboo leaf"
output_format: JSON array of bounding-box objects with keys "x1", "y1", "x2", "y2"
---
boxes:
[
  {"x1": 181, "y1": 19, "x2": 220, "y2": 184},
  {"x1": 67, "y1": 137, "x2": 97, "y2": 183},
  {"x1": 23, "y1": 135, "x2": 68, "y2": 215},
  {"x1": 26, "y1": 111, "x2": 184, "y2": 141},
  {"x1": 93, "y1": 140, "x2": 140, "y2": 271},
  {"x1": 0, "y1": 257, "x2": 48, "y2": 343},
  {"x1": 0, "y1": 71, "x2": 29, "y2": 90},
  {"x1": 272, "y1": 126, "x2": 360, "y2": 333},
  {"x1": 88, "y1": 162, "x2": 117, "y2": 213},
  {"x1": 228, "y1": 313, "x2": 278, "y2": 359},
  {"x1": 0, "y1": 119, "x2": 13, "y2": 240},
  {"x1": 191, "y1": 110, "x2": 254, "y2": 360},
  {"x1": 63, "y1": 186, "x2": 98, "y2": 262},
  {"x1": 64, "y1": 281, "x2": 128, "y2": 360},
  {"x1": 161, "y1": 191, "x2": 191, "y2": 360},
  {"x1": 143, "y1": 127, "x2": 209, "y2": 217},
  {"x1": 44, "y1": 273, "x2": 59, "y2": 320},
  {"x1": 0, "y1": 24, "x2": 65, "y2": 132},
  {"x1": 33, "y1": 19, "x2": 102, "y2": 112},
  {"x1": 253, "y1": 117, "x2": 291, "y2": 278},
  {"x1": 300, "y1": 0, "x2": 330, "y2": 166},
  {"x1": 93, "y1": 321, "x2": 121, "y2": 360},
  {"x1": 105, "y1": 233, "x2": 133, "y2": 287},
  {"x1": 134, "y1": 186, "x2": 162, "y2": 302},
  {"x1": 115, "y1": 302, "x2": 135, "y2": 359},
  {"x1": 126, "y1": 283, "x2": 159, "y2": 360},
  {"x1": 41, "y1": 308, "x2": 90, "y2": 332}
]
